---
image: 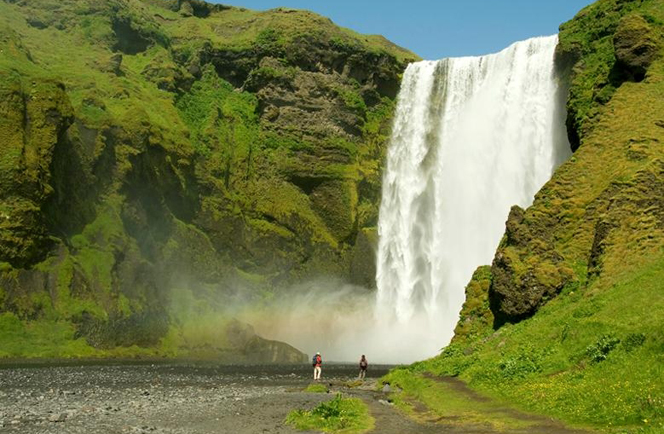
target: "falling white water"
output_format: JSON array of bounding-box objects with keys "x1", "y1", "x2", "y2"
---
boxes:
[{"x1": 373, "y1": 35, "x2": 571, "y2": 361}]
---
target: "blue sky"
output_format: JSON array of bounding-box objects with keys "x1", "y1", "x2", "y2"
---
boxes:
[{"x1": 210, "y1": 0, "x2": 596, "y2": 60}]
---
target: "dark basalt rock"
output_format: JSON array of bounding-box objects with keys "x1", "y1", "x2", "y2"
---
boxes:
[
  {"x1": 488, "y1": 206, "x2": 573, "y2": 327},
  {"x1": 349, "y1": 228, "x2": 377, "y2": 289},
  {"x1": 613, "y1": 14, "x2": 662, "y2": 82},
  {"x1": 587, "y1": 219, "x2": 616, "y2": 279},
  {"x1": 25, "y1": 17, "x2": 47, "y2": 29},
  {"x1": 176, "y1": 0, "x2": 231, "y2": 17},
  {"x1": 0, "y1": 78, "x2": 74, "y2": 268},
  {"x1": 111, "y1": 17, "x2": 152, "y2": 55},
  {"x1": 108, "y1": 53, "x2": 123, "y2": 76}
]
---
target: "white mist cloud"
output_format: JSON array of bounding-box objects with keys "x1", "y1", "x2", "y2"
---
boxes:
[{"x1": 238, "y1": 278, "x2": 451, "y2": 364}]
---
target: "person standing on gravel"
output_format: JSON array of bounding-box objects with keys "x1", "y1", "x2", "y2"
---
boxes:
[
  {"x1": 358, "y1": 355, "x2": 368, "y2": 380},
  {"x1": 312, "y1": 352, "x2": 322, "y2": 380}
]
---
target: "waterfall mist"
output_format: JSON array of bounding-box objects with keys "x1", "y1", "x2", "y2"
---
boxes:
[
  {"x1": 247, "y1": 35, "x2": 571, "y2": 364},
  {"x1": 241, "y1": 280, "x2": 445, "y2": 364}
]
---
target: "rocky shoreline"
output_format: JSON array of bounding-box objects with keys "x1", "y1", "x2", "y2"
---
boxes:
[{"x1": 0, "y1": 362, "x2": 392, "y2": 434}]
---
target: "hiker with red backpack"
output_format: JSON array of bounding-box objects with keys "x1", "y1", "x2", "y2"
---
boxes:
[{"x1": 312, "y1": 352, "x2": 322, "y2": 380}]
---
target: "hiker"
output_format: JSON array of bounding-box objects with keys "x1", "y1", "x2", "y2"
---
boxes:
[
  {"x1": 358, "y1": 355, "x2": 368, "y2": 380},
  {"x1": 312, "y1": 352, "x2": 322, "y2": 380}
]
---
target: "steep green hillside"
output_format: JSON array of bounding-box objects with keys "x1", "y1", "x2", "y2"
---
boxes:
[
  {"x1": 386, "y1": 0, "x2": 664, "y2": 432},
  {"x1": 0, "y1": 0, "x2": 417, "y2": 359}
]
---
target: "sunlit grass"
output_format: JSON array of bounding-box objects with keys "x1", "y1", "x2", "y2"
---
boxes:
[
  {"x1": 304, "y1": 383, "x2": 329, "y2": 393},
  {"x1": 384, "y1": 370, "x2": 538, "y2": 431},
  {"x1": 389, "y1": 256, "x2": 664, "y2": 433},
  {"x1": 286, "y1": 393, "x2": 374, "y2": 434}
]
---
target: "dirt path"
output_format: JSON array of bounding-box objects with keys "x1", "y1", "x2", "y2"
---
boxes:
[
  {"x1": 424, "y1": 374, "x2": 593, "y2": 433},
  {"x1": 337, "y1": 374, "x2": 593, "y2": 434},
  {"x1": 343, "y1": 387, "x2": 442, "y2": 434}
]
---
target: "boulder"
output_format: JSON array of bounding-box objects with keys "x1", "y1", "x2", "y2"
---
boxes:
[
  {"x1": 48, "y1": 413, "x2": 66, "y2": 423},
  {"x1": 179, "y1": 1, "x2": 193, "y2": 17},
  {"x1": 614, "y1": 14, "x2": 662, "y2": 81}
]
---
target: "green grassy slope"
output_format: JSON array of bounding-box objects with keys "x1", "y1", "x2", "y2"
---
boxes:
[
  {"x1": 0, "y1": 0, "x2": 417, "y2": 359},
  {"x1": 386, "y1": 0, "x2": 664, "y2": 432}
]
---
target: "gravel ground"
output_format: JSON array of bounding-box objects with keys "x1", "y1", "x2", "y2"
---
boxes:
[
  {"x1": 0, "y1": 362, "x2": 393, "y2": 434},
  {"x1": 0, "y1": 362, "x2": 594, "y2": 434}
]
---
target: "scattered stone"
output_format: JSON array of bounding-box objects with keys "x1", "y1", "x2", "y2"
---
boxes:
[
  {"x1": 48, "y1": 413, "x2": 67, "y2": 422},
  {"x1": 1, "y1": 363, "x2": 388, "y2": 433}
]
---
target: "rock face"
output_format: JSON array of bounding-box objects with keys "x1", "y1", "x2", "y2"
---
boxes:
[
  {"x1": 0, "y1": 0, "x2": 417, "y2": 359},
  {"x1": 349, "y1": 227, "x2": 378, "y2": 288},
  {"x1": 489, "y1": 206, "x2": 574, "y2": 326},
  {"x1": 0, "y1": 79, "x2": 74, "y2": 268},
  {"x1": 487, "y1": 0, "x2": 664, "y2": 326},
  {"x1": 613, "y1": 14, "x2": 662, "y2": 82},
  {"x1": 452, "y1": 266, "x2": 493, "y2": 343}
]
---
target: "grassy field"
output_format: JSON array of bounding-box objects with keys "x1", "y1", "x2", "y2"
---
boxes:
[
  {"x1": 383, "y1": 371, "x2": 590, "y2": 432},
  {"x1": 386, "y1": 256, "x2": 664, "y2": 432}
]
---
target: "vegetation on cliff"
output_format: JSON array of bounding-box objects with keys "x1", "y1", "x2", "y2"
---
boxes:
[
  {"x1": 386, "y1": 0, "x2": 664, "y2": 432},
  {"x1": 0, "y1": 0, "x2": 417, "y2": 360}
]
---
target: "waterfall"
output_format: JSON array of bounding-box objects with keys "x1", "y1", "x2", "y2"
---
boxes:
[{"x1": 374, "y1": 35, "x2": 571, "y2": 360}]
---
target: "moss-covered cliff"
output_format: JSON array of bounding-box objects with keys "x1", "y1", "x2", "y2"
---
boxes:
[
  {"x1": 0, "y1": 0, "x2": 417, "y2": 359},
  {"x1": 489, "y1": 0, "x2": 664, "y2": 325},
  {"x1": 386, "y1": 0, "x2": 664, "y2": 432}
]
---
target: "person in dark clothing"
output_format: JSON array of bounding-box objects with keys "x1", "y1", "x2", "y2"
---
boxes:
[{"x1": 358, "y1": 355, "x2": 368, "y2": 380}]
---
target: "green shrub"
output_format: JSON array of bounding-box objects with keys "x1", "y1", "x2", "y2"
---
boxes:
[
  {"x1": 623, "y1": 333, "x2": 646, "y2": 352},
  {"x1": 254, "y1": 28, "x2": 285, "y2": 55},
  {"x1": 496, "y1": 345, "x2": 548, "y2": 380},
  {"x1": 312, "y1": 393, "x2": 344, "y2": 419},
  {"x1": 305, "y1": 383, "x2": 329, "y2": 393},
  {"x1": 336, "y1": 88, "x2": 367, "y2": 116},
  {"x1": 285, "y1": 393, "x2": 373, "y2": 433},
  {"x1": 586, "y1": 334, "x2": 621, "y2": 363}
]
